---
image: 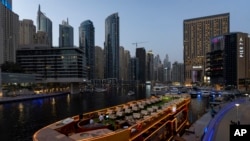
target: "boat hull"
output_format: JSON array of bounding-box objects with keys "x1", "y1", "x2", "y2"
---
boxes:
[{"x1": 33, "y1": 94, "x2": 191, "y2": 141}]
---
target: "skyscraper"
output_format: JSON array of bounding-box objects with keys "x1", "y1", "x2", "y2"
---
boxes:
[
  {"x1": 79, "y1": 20, "x2": 95, "y2": 80},
  {"x1": 154, "y1": 54, "x2": 161, "y2": 81},
  {"x1": 37, "y1": 5, "x2": 52, "y2": 46},
  {"x1": 183, "y1": 13, "x2": 229, "y2": 85},
  {"x1": 136, "y1": 47, "x2": 146, "y2": 83},
  {"x1": 59, "y1": 19, "x2": 74, "y2": 47},
  {"x1": 104, "y1": 13, "x2": 119, "y2": 79},
  {"x1": 0, "y1": 0, "x2": 19, "y2": 64},
  {"x1": 94, "y1": 46, "x2": 104, "y2": 79},
  {"x1": 19, "y1": 19, "x2": 36, "y2": 46},
  {"x1": 123, "y1": 50, "x2": 131, "y2": 81},
  {"x1": 163, "y1": 54, "x2": 171, "y2": 82},
  {"x1": 129, "y1": 57, "x2": 139, "y2": 81},
  {"x1": 34, "y1": 31, "x2": 49, "y2": 45},
  {"x1": 119, "y1": 46, "x2": 125, "y2": 80},
  {"x1": 172, "y1": 62, "x2": 184, "y2": 84},
  {"x1": 207, "y1": 32, "x2": 250, "y2": 89},
  {"x1": 147, "y1": 50, "x2": 154, "y2": 81}
]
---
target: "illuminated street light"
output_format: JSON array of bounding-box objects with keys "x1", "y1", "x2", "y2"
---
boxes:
[
  {"x1": 235, "y1": 103, "x2": 240, "y2": 124},
  {"x1": 172, "y1": 105, "x2": 177, "y2": 113},
  {"x1": 245, "y1": 93, "x2": 248, "y2": 102}
]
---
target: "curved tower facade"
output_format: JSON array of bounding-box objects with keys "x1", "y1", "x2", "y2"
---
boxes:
[
  {"x1": 104, "y1": 13, "x2": 120, "y2": 79},
  {"x1": 37, "y1": 5, "x2": 53, "y2": 46},
  {"x1": 79, "y1": 20, "x2": 95, "y2": 80}
]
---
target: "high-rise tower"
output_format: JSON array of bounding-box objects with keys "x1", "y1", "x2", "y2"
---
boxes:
[
  {"x1": 183, "y1": 13, "x2": 229, "y2": 84},
  {"x1": 136, "y1": 47, "x2": 146, "y2": 83},
  {"x1": 59, "y1": 18, "x2": 74, "y2": 47},
  {"x1": 37, "y1": 4, "x2": 52, "y2": 46},
  {"x1": 79, "y1": 20, "x2": 95, "y2": 80},
  {"x1": 0, "y1": 0, "x2": 19, "y2": 64},
  {"x1": 19, "y1": 19, "x2": 36, "y2": 46},
  {"x1": 147, "y1": 50, "x2": 154, "y2": 81},
  {"x1": 208, "y1": 32, "x2": 250, "y2": 88},
  {"x1": 104, "y1": 13, "x2": 120, "y2": 79},
  {"x1": 163, "y1": 54, "x2": 171, "y2": 82}
]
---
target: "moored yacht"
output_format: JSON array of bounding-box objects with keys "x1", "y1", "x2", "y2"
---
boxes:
[
  {"x1": 151, "y1": 85, "x2": 168, "y2": 95},
  {"x1": 127, "y1": 91, "x2": 135, "y2": 96}
]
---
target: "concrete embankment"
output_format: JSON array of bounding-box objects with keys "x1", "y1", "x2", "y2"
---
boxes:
[{"x1": 0, "y1": 92, "x2": 70, "y2": 104}]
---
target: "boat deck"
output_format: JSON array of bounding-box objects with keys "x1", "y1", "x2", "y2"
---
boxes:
[{"x1": 33, "y1": 94, "x2": 191, "y2": 141}]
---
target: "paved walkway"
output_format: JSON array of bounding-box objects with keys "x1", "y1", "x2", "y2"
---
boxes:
[
  {"x1": 212, "y1": 98, "x2": 250, "y2": 141},
  {"x1": 181, "y1": 102, "x2": 216, "y2": 141},
  {"x1": 181, "y1": 97, "x2": 249, "y2": 141}
]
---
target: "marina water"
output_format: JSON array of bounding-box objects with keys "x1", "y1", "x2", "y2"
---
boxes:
[{"x1": 0, "y1": 86, "x2": 209, "y2": 141}]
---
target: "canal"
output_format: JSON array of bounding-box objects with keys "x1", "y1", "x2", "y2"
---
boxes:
[{"x1": 0, "y1": 86, "x2": 209, "y2": 141}]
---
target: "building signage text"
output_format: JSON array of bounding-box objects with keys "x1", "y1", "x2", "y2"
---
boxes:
[{"x1": 239, "y1": 37, "x2": 244, "y2": 58}]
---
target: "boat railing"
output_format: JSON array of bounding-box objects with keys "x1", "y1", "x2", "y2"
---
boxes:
[{"x1": 129, "y1": 97, "x2": 190, "y2": 140}]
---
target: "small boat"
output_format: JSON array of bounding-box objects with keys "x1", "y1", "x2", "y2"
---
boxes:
[
  {"x1": 151, "y1": 85, "x2": 168, "y2": 95},
  {"x1": 94, "y1": 88, "x2": 107, "y2": 93},
  {"x1": 127, "y1": 90, "x2": 135, "y2": 95}
]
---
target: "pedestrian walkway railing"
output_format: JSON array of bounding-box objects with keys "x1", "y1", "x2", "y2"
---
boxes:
[{"x1": 202, "y1": 98, "x2": 245, "y2": 141}]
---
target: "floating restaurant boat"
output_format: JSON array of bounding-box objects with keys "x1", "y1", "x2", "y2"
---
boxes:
[{"x1": 33, "y1": 94, "x2": 191, "y2": 141}]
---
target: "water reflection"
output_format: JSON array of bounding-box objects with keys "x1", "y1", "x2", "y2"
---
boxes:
[
  {"x1": 51, "y1": 98, "x2": 56, "y2": 117},
  {"x1": 0, "y1": 86, "x2": 208, "y2": 141},
  {"x1": 18, "y1": 103, "x2": 24, "y2": 123},
  {"x1": 146, "y1": 85, "x2": 151, "y2": 98}
]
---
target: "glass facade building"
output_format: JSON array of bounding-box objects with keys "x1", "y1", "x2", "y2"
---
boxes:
[
  {"x1": 16, "y1": 46, "x2": 86, "y2": 83},
  {"x1": 129, "y1": 57, "x2": 139, "y2": 81},
  {"x1": 104, "y1": 13, "x2": 120, "y2": 79},
  {"x1": 1, "y1": 0, "x2": 11, "y2": 10},
  {"x1": 136, "y1": 47, "x2": 146, "y2": 83},
  {"x1": 79, "y1": 20, "x2": 95, "y2": 80},
  {"x1": 37, "y1": 5, "x2": 53, "y2": 46},
  {"x1": 59, "y1": 19, "x2": 74, "y2": 47},
  {"x1": 206, "y1": 32, "x2": 250, "y2": 89}
]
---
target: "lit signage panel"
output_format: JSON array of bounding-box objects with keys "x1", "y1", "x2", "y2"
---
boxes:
[
  {"x1": 211, "y1": 36, "x2": 224, "y2": 51},
  {"x1": 192, "y1": 66, "x2": 202, "y2": 69},
  {"x1": 239, "y1": 37, "x2": 244, "y2": 58}
]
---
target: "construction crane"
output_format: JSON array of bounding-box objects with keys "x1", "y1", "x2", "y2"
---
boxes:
[{"x1": 132, "y1": 41, "x2": 148, "y2": 48}]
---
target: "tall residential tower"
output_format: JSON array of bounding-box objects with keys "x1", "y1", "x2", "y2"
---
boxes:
[
  {"x1": 79, "y1": 20, "x2": 95, "y2": 80},
  {"x1": 104, "y1": 13, "x2": 120, "y2": 79},
  {"x1": 0, "y1": 0, "x2": 19, "y2": 64},
  {"x1": 19, "y1": 19, "x2": 36, "y2": 46},
  {"x1": 37, "y1": 5, "x2": 52, "y2": 46},
  {"x1": 59, "y1": 19, "x2": 74, "y2": 47},
  {"x1": 136, "y1": 47, "x2": 146, "y2": 83},
  {"x1": 183, "y1": 13, "x2": 229, "y2": 85}
]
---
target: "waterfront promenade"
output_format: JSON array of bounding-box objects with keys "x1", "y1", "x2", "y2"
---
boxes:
[
  {"x1": 0, "y1": 92, "x2": 70, "y2": 104},
  {"x1": 182, "y1": 96, "x2": 249, "y2": 141}
]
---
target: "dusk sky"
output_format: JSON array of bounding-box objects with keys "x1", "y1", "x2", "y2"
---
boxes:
[{"x1": 13, "y1": 0, "x2": 250, "y2": 63}]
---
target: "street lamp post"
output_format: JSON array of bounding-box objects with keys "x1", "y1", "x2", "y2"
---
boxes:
[
  {"x1": 245, "y1": 93, "x2": 248, "y2": 102},
  {"x1": 235, "y1": 103, "x2": 240, "y2": 124}
]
